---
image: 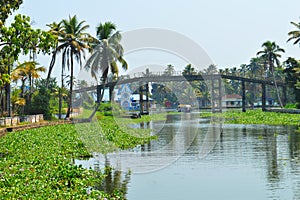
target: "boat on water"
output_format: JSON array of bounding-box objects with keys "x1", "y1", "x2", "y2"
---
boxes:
[{"x1": 177, "y1": 104, "x2": 191, "y2": 112}]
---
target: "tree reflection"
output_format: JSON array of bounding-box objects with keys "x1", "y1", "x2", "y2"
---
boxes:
[
  {"x1": 94, "y1": 156, "x2": 131, "y2": 199},
  {"x1": 288, "y1": 126, "x2": 300, "y2": 159},
  {"x1": 264, "y1": 128, "x2": 280, "y2": 182}
]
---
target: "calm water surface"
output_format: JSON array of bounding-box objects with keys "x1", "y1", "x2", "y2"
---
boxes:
[{"x1": 77, "y1": 113, "x2": 300, "y2": 200}]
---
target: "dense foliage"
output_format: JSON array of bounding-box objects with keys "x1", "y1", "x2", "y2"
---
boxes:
[{"x1": 0, "y1": 0, "x2": 23, "y2": 26}]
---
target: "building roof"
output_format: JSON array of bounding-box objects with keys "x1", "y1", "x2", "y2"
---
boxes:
[{"x1": 222, "y1": 94, "x2": 242, "y2": 100}]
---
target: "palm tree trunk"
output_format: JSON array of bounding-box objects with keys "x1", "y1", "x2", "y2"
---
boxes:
[
  {"x1": 46, "y1": 48, "x2": 57, "y2": 85},
  {"x1": 272, "y1": 71, "x2": 283, "y2": 108},
  {"x1": 88, "y1": 88, "x2": 105, "y2": 121},
  {"x1": 0, "y1": 88, "x2": 3, "y2": 116},
  {"x1": 65, "y1": 52, "x2": 74, "y2": 119},
  {"x1": 59, "y1": 66, "x2": 64, "y2": 119},
  {"x1": 88, "y1": 69, "x2": 108, "y2": 121}
]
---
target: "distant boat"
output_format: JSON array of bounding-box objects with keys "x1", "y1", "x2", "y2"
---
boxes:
[{"x1": 177, "y1": 104, "x2": 191, "y2": 112}]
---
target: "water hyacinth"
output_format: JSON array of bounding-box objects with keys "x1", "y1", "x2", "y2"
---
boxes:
[
  {"x1": 0, "y1": 113, "x2": 160, "y2": 199},
  {"x1": 201, "y1": 109, "x2": 300, "y2": 126}
]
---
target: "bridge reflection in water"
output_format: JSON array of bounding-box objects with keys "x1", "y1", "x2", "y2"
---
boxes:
[{"x1": 75, "y1": 113, "x2": 300, "y2": 200}]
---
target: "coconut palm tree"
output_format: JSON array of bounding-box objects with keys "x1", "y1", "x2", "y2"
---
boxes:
[
  {"x1": 287, "y1": 21, "x2": 300, "y2": 47},
  {"x1": 84, "y1": 22, "x2": 127, "y2": 119},
  {"x1": 247, "y1": 57, "x2": 264, "y2": 78},
  {"x1": 57, "y1": 15, "x2": 91, "y2": 119},
  {"x1": 202, "y1": 64, "x2": 218, "y2": 75},
  {"x1": 182, "y1": 64, "x2": 196, "y2": 75},
  {"x1": 46, "y1": 21, "x2": 63, "y2": 82},
  {"x1": 164, "y1": 64, "x2": 175, "y2": 75},
  {"x1": 257, "y1": 41, "x2": 285, "y2": 107},
  {"x1": 11, "y1": 61, "x2": 46, "y2": 97},
  {"x1": 85, "y1": 22, "x2": 127, "y2": 82}
]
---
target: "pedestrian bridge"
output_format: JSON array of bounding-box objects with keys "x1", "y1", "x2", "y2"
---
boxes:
[{"x1": 74, "y1": 70, "x2": 286, "y2": 114}]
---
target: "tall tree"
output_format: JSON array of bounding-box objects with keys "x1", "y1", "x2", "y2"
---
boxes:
[
  {"x1": 257, "y1": 41, "x2": 285, "y2": 107},
  {"x1": 287, "y1": 20, "x2": 300, "y2": 107},
  {"x1": 46, "y1": 21, "x2": 63, "y2": 82},
  {"x1": 283, "y1": 57, "x2": 300, "y2": 108},
  {"x1": 57, "y1": 15, "x2": 91, "y2": 119},
  {"x1": 85, "y1": 22, "x2": 127, "y2": 82},
  {"x1": 247, "y1": 57, "x2": 264, "y2": 78},
  {"x1": 0, "y1": 14, "x2": 55, "y2": 116},
  {"x1": 84, "y1": 22, "x2": 127, "y2": 119}
]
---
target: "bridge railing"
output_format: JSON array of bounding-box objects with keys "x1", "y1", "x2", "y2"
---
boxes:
[
  {"x1": 119, "y1": 71, "x2": 183, "y2": 80},
  {"x1": 118, "y1": 70, "x2": 284, "y2": 83}
]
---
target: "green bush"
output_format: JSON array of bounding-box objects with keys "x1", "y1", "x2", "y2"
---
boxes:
[
  {"x1": 98, "y1": 102, "x2": 112, "y2": 112},
  {"x1": 284, "y1": 103, "x2": 298, "y2": 109}
]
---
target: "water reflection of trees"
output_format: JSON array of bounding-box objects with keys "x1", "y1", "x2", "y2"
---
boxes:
[
  {"x1": 288, "y1": 126, "x2": 300, "y2": 159},
  {"x1": 94, "y1": 157, "x2": 131, "y2": 199},
  {"x1": 288, "y1": 127, "x2": 300, "y2": 200},
  {"x1": 263, "y1": 128, "x2": 280, "y2": 182}
]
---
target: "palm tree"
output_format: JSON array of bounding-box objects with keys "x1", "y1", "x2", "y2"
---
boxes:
[
  {"x1": 84, "y1": 22, "x2": 127, "y2": 119},
  {"x1": 85, "y1": 22, "x2": 127, "y2": 82},
  {"x1": 202, "y1": 64, "x2": 218, "y2": 75},
  {"x1": 247, "y1": 57, "x2": 264, "y2": 78},
  {"x1": 287, "y1": 21, "x2": 300, "y2": 47},
  {"x1": 164, "y1": 64, "x2": 175, "y2": 75},
  {"x1": 182, "y1": 64, "x2": 196, "y2": 75},
  {"x1": 46, "y1": 21, "x2": 63, "y2": 82},
  {"x1": 257, "y1": 41, "x2": 285, "y2": 107},
  {"x1": 57, "y1": 15, "x2": 91, "y2": 119},
  {"x1": 11, "y1": 61, "x2": 46, "y2": 97}
]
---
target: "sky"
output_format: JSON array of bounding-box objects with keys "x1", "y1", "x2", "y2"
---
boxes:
[{"x1": 7, "y1": 0, "x2": 300, "y2": 82}]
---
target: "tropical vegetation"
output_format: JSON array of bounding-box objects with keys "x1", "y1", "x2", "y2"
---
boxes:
[
  {"x1": 0, "y1": 113, "x2": 159, "y2": 199},
  {"x1": 201, "y1": 109, "x2": 300, "y2": 126},
  {"x1": 1, "y1": 1, "x2": 300, "y2": 199}
]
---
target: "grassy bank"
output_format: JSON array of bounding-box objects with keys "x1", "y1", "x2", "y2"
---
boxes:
[
  {"x1": 0, "y1": 114, "x2": 160, "y2": 199},
  {"x1": 201, "y1": 109, "x2": 300, "y2": 126}
]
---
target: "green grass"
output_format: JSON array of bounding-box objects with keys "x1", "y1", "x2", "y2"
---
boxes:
[
  {"x1": 201, "y1": 109, "x2": 300, "y2": 126},
  {"x1": 0, "y1": 112, "x2": 164, "y2": 199}
]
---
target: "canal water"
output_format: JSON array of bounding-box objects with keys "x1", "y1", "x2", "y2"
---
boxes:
[{"x1": 76, "y1": 113, "x2": 300, "y2": 200}]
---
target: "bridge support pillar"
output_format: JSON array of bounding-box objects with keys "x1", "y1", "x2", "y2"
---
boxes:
[
  {"x1": 139, "y1": 82, "x2": 144, "y2": 114},
  {"x1": 283, "y1": 85, "x2": 287, "y2": 107},
  {"x1": 139, "y1": 82, "x2": 150, "y2": 115},
  {"x1": 211, "y1": 78, "x2": 222, "y2": 113},
  {"x1": 242, "y1": 80, "x2": 246, "y2": 112},
  {"x1": 109, "y1": 86, "x2": 114, "y2": 102},
  {"x1": 262, "y1": 83, "x2": 266, "y2": 111},
  {"x1": 145, "y1": 82, "x2": 150, "y2": 114},
  {"x1": 96, "y1": 85, "x2": 102, "y2": 103}
]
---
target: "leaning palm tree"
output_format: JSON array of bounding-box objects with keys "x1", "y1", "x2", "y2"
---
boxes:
[
  {"x1": 84, "y1": 22, "x2": 127, "y2": 119},
  {"x1": 257, "y1": 41, "x2": 285, "y2": 108},
  {"x1": 57, "y1": 15, "x2": 92, "y2": 119},
  {"x1": 46, "y1": 21, "x2": 63, "y2": 82}
]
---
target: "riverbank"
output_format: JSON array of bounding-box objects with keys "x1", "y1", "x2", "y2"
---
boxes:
[
  {"x1": 0, "y1": 114, "x2": 160, "y2": 199},
  {"x1": 201, "y1": 109, "x2": 300, "y2": 126}
]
